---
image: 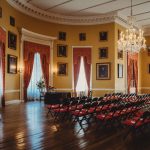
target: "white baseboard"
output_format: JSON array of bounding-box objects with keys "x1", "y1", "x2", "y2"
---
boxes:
[
  {"x1": 5, "y1": 100, "x2": 21, "y2": 105},
  {"x1": 5, "y1": 89, "x2": 20, "y2": 93}
]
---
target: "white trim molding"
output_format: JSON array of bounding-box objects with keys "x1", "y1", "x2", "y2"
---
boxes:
[
  {"x1": 5, "y1": 89, "x2": 20, "y2": 94},
  {"x1": 5, "y1": 100, "x2": 21, "y2": 105},
  {"x1": 140, "y1": 87, "x2": 150, "y2": 90},
  {"x1": 92, "y1": 88, "x2": 115, "y2": 91},
  {"x1": 55, "y1": 88, "x2": 73, "y2": 91}
]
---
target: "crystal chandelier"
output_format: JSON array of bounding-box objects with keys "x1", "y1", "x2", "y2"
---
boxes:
[{"x1": 118, "y1": 0, "x2": 146, "y2": 53}]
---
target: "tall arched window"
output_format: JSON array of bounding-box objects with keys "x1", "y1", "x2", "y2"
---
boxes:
[
  {"x1": 76, "y1": 56, "x2": 88, "y2": 96},
  {"x1": 27, "y1": 53, "x2": 44, "y2": 100}
]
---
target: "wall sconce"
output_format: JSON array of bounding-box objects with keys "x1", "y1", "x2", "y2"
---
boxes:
[
  {"x1": 18, "y1": 64, "x2": 24, "y2": 74},
  {"x1": 53, "y1": 67, "x2": 57, "y2": 76}
]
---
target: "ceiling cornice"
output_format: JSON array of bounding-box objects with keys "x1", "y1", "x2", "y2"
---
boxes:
[
  {"x1": 6, "y1": 0, "x2": 150, "y2": 35},
  {"x1": 7, "y1": 0, "x2": 121, "y2": 25}
]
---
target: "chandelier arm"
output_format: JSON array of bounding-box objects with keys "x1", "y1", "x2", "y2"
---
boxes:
[{"x1": 131, "y1": 0, "x2": 133, "y2": 16}]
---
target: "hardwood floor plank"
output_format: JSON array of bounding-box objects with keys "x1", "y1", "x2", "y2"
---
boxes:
[{"x1": 0, "y1": 101, "x2": 150, "y2": 150}]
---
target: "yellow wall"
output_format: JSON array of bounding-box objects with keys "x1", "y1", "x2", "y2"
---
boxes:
[
  {"x1": 140, "y1": 36, "x2": 150, "y2": 94},
  {"x1": 0, "y1": 0, "x2": 123, "y2": 101}
]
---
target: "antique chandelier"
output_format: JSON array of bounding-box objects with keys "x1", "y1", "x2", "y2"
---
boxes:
[{"x1": 118, "y1": 0, "x2": 146, "y2": 53}]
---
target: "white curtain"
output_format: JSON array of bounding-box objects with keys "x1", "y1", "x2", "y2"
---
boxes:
[
  {"x1": 0, "y1": 56, "x2": 3, "y2": 107},
  {"x1": 27, "y1": 53, "x2": 44, "y2": 100},
  {"x1": 76, "y1": 56, "x2": 88, "y2": 97}
]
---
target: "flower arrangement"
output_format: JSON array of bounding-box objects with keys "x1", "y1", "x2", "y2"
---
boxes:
[{"x1": 36, "y1": 78, "x2": 46, "y2": 90}]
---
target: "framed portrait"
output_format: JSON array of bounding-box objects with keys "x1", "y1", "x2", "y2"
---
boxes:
[
  {"x1": 118, "y1": 50, "x2": 123, "y2": 59},
  {"x1": 96, "y1": 63, "x2": 111, "y2": 80},
  {"x1": 99, "y1": 31, "x2": 108, "y2": 41},
  {"x1": 99, "y1": 47, "x2": 108, "y2": 59},
  {"x1": 7, "y1": 54, "x2": 17, "y2": 74},
  {"x1": 147, "y1": 46, "x2": 150, "y2": 56},
  {"x1": 8, "y1": 31, "x2": 17, "y2": 50},
  {"x1": 57, "y1": 62, "x2": 68, "y2": 76},
  {"x1": 10, "y1": 16, "x2": 15, "y2": 26},
  {"x1": 79, "y1": 33, "x2": 86, "y2": 41},
  {"x1": 58, "y1": 32, "x2": 66, "y2": 41},
  {"x1": 118, "y1": 64, "x2": 123, "y2": 78},
  {"x1": 0, "y1": 7, "x2": 2, "y2": 18},
  {"x1": 57, "y1": 44, "x2": 67, "y2": 57}
]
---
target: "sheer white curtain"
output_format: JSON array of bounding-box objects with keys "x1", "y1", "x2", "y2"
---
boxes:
[
  {"x1": 27, "y1": 53, "x2": 44, "y2": 100},
  {"x1": 76, "y1": 56, "x2": 88, "y2": 97},
  {"x1": 0, "y1": 57, "x2": 3, "y2": 107}
]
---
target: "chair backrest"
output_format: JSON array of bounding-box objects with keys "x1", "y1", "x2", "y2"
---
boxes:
[
  {"x1": 83, "y1": 103, "x2": 91, "y2": 109},
  {"x1": 142, "y1": 111, "x2": 150, "y2": 119}
]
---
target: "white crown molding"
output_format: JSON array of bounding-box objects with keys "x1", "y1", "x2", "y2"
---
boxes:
[
  {"x1": 7, "y1": 0, "x2": 150, "y2": 35},
  {"x1": 21, "y1": 28, "x2": 57, "y2": 45},
  {"x1": 7, "y1": 0, "x2": 123, "y2": 26}
]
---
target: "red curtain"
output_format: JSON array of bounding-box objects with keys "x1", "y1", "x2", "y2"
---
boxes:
[
  {"x1": 84, "y1": 57, "x2": 91, "y2": 95},
  {"x1": 0, "y1": 27, "x2": 6, "y2": 107},
  {"x1": 127, "y1": 53, "x2": 138, "y2": 93},
  {"x1": 74, "y1": 56, "x2": 81, "y2": 95},
  {"x1": 24, "y1": 53, "x2": 34, "y2": 101},
  {"x1": 73, "y1": 48, "x2": 91, "y2": 96},
  {"x1": 24, "y1": 41, "x2": 50, "y2": 101}
]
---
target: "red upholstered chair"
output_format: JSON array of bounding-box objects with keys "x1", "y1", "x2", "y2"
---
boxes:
[
  {"x1": 71, "y1": 103, "x2": 91, "y2": 127},
  {"x1": 123, "y1": 111, "x2": 150, "y2": 139}
]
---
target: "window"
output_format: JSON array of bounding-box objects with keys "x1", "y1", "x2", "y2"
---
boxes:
[
  {"x1": 27, "y1": 53, "x2": 44, "y2": 100},
  {"x1": 76, "y1": 57, "x2": 88, "y2": 96}
]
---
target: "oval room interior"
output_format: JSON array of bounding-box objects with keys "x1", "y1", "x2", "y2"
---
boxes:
[{"x1": 1, "y1": 0, "x2": 150, "y2": 150}]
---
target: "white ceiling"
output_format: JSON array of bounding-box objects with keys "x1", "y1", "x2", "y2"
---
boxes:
[{"x1": 8, "y1": 0, "x2": 150, "y2": 28}]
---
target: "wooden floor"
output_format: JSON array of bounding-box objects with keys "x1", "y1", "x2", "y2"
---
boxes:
[{"x1": 0, "y1": 101, "x2": 150, "y2": 150}]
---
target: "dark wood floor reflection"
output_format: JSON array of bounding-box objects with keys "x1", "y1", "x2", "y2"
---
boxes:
[{"x1": 0, "y1": 102, "x2": 150, "y2": 150}]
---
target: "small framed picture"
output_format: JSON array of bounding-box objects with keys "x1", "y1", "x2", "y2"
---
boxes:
[
  {"x1": 99, "y1": 31, "x2": 108, "y2": 41},
  {"x1": 57, "y1": 62, "x2": 68, "y2": 76},
  {"x1": 79, "y1": 33, "x2": 86, "y2": 41},
  {"x1": 118, "y1": 50, "x2": 123, "y2": 59},
  {"x1": 99, "y1": 47, "x2": 108, "y2": 59},
  {"x1": 57, "y1": 44, "x2": 67, "y2": 57},
  {"x1": 96, "y1": 63, "x2": 111, "y2": 80},
  {"x1": 7, "y1": 54, "x2": 17, "y2": 74},
  {"x1": 147, "y1": 46, "x2": 150, "y2": 56},
  {"x1": 0, "y1": 7, "x2": 2, "y2": 18},
  {"x1": 149, "y1": 64, "x2": 150, "y2": 73},
  {"x1": 58, "y1": 32, "x2": 66, "y2": 41},
  {"x1": 10, "y1": 16, "x2": 15, "y2": 26},
  {"x1": 118, "y1": 64, "x2": 123, "y2": 78},
  {"x1": 8, "y1": 31, "x2": 17, "y2": 50}
]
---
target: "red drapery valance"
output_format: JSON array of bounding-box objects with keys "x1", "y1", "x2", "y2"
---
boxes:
[
  {"x1": 73, "y1": 48, "x2": 91, "y2": 96},
  {"x1": 23, "y1": 41, "x2": 50, "y2": 101},
  {"x1": 0, "y1": 27, "x2": 6, "y2": 107},
  {"x1": 127, "y1": 53, "x2": 138, "y2": 93}
]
